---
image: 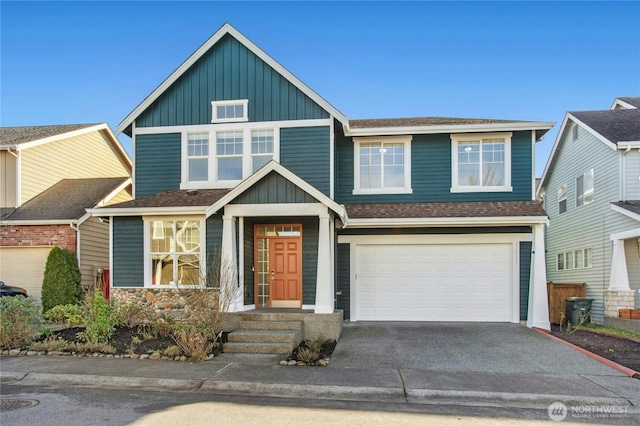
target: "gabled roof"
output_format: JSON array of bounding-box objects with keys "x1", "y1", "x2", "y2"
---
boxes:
[
  {"x1": 611, "y1": 97, "x2": 640, "y2": 109},
  {"x1": 1, "y1": 177, "x2": 130, "y2": 223},
  {"x1": 99, "y1": 188, "x2": 230, "y2": 210},
  {"x1": 611, "y1": 201, "x2": 640, "y2": 222},
  {"x1": 116, "y1": 23, "x2": 348, "y2": 136}
]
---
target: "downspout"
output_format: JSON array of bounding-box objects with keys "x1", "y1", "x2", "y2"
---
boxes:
[{"x1": 70, "y1": 222, "x2": 80, "y2": 266}]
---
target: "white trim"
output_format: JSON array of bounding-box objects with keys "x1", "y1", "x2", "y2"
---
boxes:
[
  {"x1": 531, "y1": 130, "x2": 536, "y2": 200},
  {"x1": 98, "y1": 178, "x2": 132, "y2": 207},
  {"x1": 116, "y1": 23, "x2": 348, "y2": 135},
  {"x1": 345, "y1": 216, "x2": 547, "y2": 228},
  {"x1": 610, "y1": 228, "x2": 640, "y2": 241},
  {"x1": 109, "y1": 216, "x2": 113, "y2": 289},
  {"x1": 225, "y1": 203, "x2": 329, "y2": 218},
  {"x1": 77, "y1": 212, "x2": 92, "y2": 226},
  {"x1": 611, "y1": 98, "x2": 638, "y2": 110},
  {"x1": 0, "y1": 219, "x2": 79, "y2": 225},
  {"x1": 338, "y1": 233, "x2": 533, "y2": 245},
  {"x1": 353, "y1": 135, "x2": 412, "y2": 194},
  {"x1": 527, "y1": 223, "x2": 550, "y2": 330},
  {"x1": 133, "y1": 119, "x2": 332, "y2": 135},
  {"x1": 569, "y1": 114, "x2": 618, "y2": 151},
  {"x1": 611, "y1": 203, "x2": 640, "y2": 225},
  {"x1": 617, "y1": 142, "x2": 640, "y2": 149},
  {"x1": 131, "y1": 121, "x2": 136, "y2": 199},
  {"x1": 329, "y1": 117, "x2": 335, "y2": 199},
  {"x1": 211, "y1": 99, "x2": 249, "y2": 123},
  {"x1": 88, "y1": 206, "x2": 207, "y2": 217},
  {"x1": 345, "y1": 121, "x2": 555, "y2": 137},
  {"x1": 450, "y1": 132, "x2": 513, "y2": 193}
]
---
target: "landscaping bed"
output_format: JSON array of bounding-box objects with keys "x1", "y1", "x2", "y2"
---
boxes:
[{"x1": 549, "y1": 324, "x2": 640, "y2": 374}]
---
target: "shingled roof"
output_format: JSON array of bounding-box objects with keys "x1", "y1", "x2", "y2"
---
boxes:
[
  {"x1": 349, "y1": 116, "x2": 523, "y2": 129},
  {"x1": 2, "y1": 178, "x2": 129, "y2": 221},
  {"x1": 345, "y1": 201, "x2": 546, "y2": 219},
  {"x1": 0, "y1": 124, "x2": 100, "y2": 147},
  {"x1": 612, "y1": 201, "x2": 640, "y2": 217},
  {"x1": 102, "y1": 188, "x2": 231, "y2": 209},
  {"x1": 616, "y1": 97, "x2": 640, "y2": 108},
  {"x1": 571, "y1": 109, "x2": 640, "y2": 144}
]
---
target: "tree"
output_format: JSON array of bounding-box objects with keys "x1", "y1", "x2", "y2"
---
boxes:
[{"x1": 41, "y1": 247, "x2": 82, "y2": 312}]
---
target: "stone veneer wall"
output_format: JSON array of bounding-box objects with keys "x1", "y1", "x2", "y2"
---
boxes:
[
  {"x1": 112, "y1": 288, "x2": 219, "y2": 321},
  {"x1": 604, "y1": 290, "x2": 635, "y2": 318}
]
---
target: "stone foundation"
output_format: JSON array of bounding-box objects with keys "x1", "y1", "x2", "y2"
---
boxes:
[
  {"x1": 111, "y1": 288, "x2": 219, "y2": 321},
  {"x1": 604, "y1": 289, "x2": 635, "y2": 318}
]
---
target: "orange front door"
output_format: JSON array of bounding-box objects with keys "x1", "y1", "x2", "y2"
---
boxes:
[{"x1": 269, "y1": 238, "x2": 302, "y2": 308}]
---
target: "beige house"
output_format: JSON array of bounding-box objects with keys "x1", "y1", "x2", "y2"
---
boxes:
[{"x1": 1, "y1": 123, "x2": 132, "y2": 299}]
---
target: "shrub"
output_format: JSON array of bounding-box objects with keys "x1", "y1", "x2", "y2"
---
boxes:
[
  {"x1": 0, "y1": 296, "x2": 44, "y2": 349},
  {"x1": 75, "y1": 342, "x2": 116, "y2": 355},
  {"x1": 77, "y1": 290, "x2": 119, "y2": 343},
  {"x1": 29, "y1": 336, "x2": 74, "y2": 352},
  {"x1": 163, "y1": 345, "x2": 183, "y2": 358},
  {"x1": 171, "y1": 323, "x2": 214, "y2": 361},
  {"x1": 297, "y1": 347, "x2": 320, "y2": 363},
  {"x1": 304, "y1": 336, "x2": 326, "y2": 353},
  {"x1": 41, "y1": 247, "x2": 82, "y2": 313},
  {"x1": 117, "y1": 304, "x2": 148, "y2": 328},
  {"x1": 45, "y1": 304, "x2": 85, "y2": 327}
]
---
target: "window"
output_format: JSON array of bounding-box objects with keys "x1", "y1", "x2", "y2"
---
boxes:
[
  {"x1": 353, "y1": 136, "x2": 412, "y2": 194},
  {"x1": 211, "y1": 100, "x2": 248, "y2": 123},
  {"x1": 557, "y1": 253, "x2": 565, "y2": 271},
  {"x1": 187, "y1": 133, "x2": 209, "y2": 182},
  {"x1": 576, "y1": 169, "x2": 594, "y2": 207},
  {"x1": 251, "y1": 129, "x2": 274, "y2": 172},
  {"x1": 216, "y1": 131, "x2": 243, "y2": 180},
  {"x1": 572, "y1": 125, "x2": 579, "y2": 141},
  {"x1": 558, "y1": 184, "x2": 567, "y2": 214},
  {"x1": 451, "y1": 132, "x2": 512, "y2": 192},
  {"x1": 557, "y1": 248, "x2": 592, "y2": 271},
  {"x1": 148, "y1": 219, "x2": 203, "y2": 286}
]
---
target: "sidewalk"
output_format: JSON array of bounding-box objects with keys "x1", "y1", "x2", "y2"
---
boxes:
[{"x1": 1, "y1": 352, "x2": 638, "y2": 412}]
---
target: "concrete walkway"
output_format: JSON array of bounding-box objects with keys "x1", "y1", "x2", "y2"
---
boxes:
[{"x1": 1, "y1": 323, "x2": 639, "y2": 413}]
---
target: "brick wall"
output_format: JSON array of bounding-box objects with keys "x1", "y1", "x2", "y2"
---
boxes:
[{"x1": 0, "y1": 224, "x2": 77, "y2": 252}]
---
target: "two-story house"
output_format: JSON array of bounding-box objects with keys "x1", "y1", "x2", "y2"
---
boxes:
[
  {"x1": 93, "y1": 24, "x2": 554, "y2": 336},
  {"x1": 538, "y1": 97, "x2": 640, "y2": 325},
  {"x1": 0, "y1": 124, "x2": 132, "y2": 299}
]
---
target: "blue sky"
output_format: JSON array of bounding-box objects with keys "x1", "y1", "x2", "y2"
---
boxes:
[{"x1": 1, "y1": 1, "x2": 639, "y2": 176}]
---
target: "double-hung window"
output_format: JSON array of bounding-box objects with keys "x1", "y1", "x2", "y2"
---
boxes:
[
  {"x1": 576, "y1": 169, "x2": 594, "y2": 207},
  {"x1": 216, "y1": 131, "x2": 244, "y2": 181},
  {"x1": 558, "y1": 184, "x2": 567, "y2": 214},
  {"x1": 148, "y1": 219, "x2": 203, "y2": 287},
  {"x1": 353, "y1": 136, "x2": 412, "y2": 194},
  {"x1": 451, "y1": 132, "x2": 512, "y2": 192},
  {"x1": 251, "y1": 129, "x2": 274, "y2": 172},
  {"x1": 187, "y1": 133, "x2": 209, "y2": 182}
]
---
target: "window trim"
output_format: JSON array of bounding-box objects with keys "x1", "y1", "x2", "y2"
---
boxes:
[
  {"x1": 211, "y1": 99, "x2": 249, "y2": 123},
  {"x1": 353, "y1": 135, "x2": 413, "y2": 195},
  {"x1": 576, "y1": 169, "x2": 594, "y2": 207},
  {"x1": 556, "y1": 247, "x2": 593, "y2": 271},
  {"x1": 450, "y1": 132, "x2": 512, "y2": 193},
  {"x1": 143, "y1": 216, "x2": 206, "y2": 288},
  {"x1": 558, "y1": 184, "x2": 567, "y2": 214}
]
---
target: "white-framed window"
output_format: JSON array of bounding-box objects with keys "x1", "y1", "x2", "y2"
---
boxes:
[
  {"x1": 353, "y1": 135, "x2": 412, "y2": 194},
  {"x1": 576, "y1": 169, "x2": 594, "y2": 207},
  {"x1": 187, "y1": 132, "x2": 209, "y2": 182},
  {"x1": 557, "y1": 248, "x2": 592, "y2": 271},
  {"x1": 558, "y1": 184, "x2": 567, "y2": 214},
  {"x1": 572, "y1": 125, "x2": 579, "y2": 141},
  {"x1": 211, "y1": 99, "x2": 248, "y2": 123},
  {"x1": 216, "y1": 131, "x2": 244, "y2": 181},
  {"x1": 145, "y1": 218, "x2": 205, "y2": 287},
  {"x1": 451, "y1": 132, "x2": 512, "y2": 192},
  {"x1": 251, "y1": 129, "x2": 275, "y2": 172}
]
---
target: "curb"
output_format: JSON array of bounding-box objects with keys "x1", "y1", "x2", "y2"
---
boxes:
[
  {"x1": 0, "y1": 371, "x2": 28, "y2": 383},
  {"x1": 535, "y1": 328, "x2": 639, "y2": 378},
  {"x1": 15, "y1": 372, "x2": 203, "y2": 392}
]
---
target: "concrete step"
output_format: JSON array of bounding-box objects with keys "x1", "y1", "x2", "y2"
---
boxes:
[
  {"x1": 223, "y1": 341, "x2": 295, "y2": 355},
  {"x1": 234, "y1": 312, "x2": 311, "y2": 322},
  {"x1": 227, "y1": 329, "x2": 301, "y2": 344},
  {"x1": 239, "y1": 320, "x2": 303, "y2": 331}
]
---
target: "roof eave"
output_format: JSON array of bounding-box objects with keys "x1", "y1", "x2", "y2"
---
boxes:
[
  {"x1": 611, "y1": 203, "x2": 640, "y2": 222},
  {"x1": 87, "y1": 206, "x2": 208, "y2": 217},
  {"x1": 345, "y1": 216, "x2": 549, "y2": 228},
  {"x1": 344, "y1": 121, "x2": 555, "y2": 138},
  {"x1": 0, "y1": 219, "x2": 79, "y2": 226}
]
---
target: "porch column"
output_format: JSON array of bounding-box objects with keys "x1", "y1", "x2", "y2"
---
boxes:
[
  {"x1": 527, "y1": 223, "x2": 550, "y2": 330},
  {"x1": 221, "y1": 213, "x2": 241, "y2": 312},
  {"x1": 315, "y1": 212, "x2": 334, "y2": 313},
  {"x1": 608, "y1": 239, "x2": 631, "y2": 290}
]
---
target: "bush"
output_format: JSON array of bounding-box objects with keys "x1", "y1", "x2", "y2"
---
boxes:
[
  {"x1": 117, "y1": 304, "x2": 148, "y2": 328},
  {"x1": 171, "y1": 323, "x2": 215, "y2": 361},
  {"x1": 41, "y1": 247, "x2": 82, "y2": 313},
  {"x1": 77, "y1": 290, "x2": 119, "y2": 343},
  {"x1": 29, "y1": 336, "x2": 74, "y2": 352},
  {"x1": 0, "y1": 296, "x2": 44, "y2": 349},
  {"x1": 45, "y1": 304, "x2": 85, "y2": 327}
]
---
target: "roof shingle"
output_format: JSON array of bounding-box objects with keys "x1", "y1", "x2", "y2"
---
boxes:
[
  {"x1": 349, "y1": 117, "x2": 524, "y2": 129},
  {"x1": 612, "y1": 201, "x2": 640, "y2": 217},
  {"x1": 102, "y1": 188, "x2": 230, "y2": 210},
  {"x1": 571, "y1": 109, "x2": 640, "y2": 144},
  {"x1": 345, "y1": 201, "x2": 547, "y2": 219},
  {"x1": 0, "y1": 124, "x2": 100, "y2": 147}
]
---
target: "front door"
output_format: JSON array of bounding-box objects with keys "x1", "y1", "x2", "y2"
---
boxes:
[{"x1": 255, "y1": 225, "x2": 302, "y2": 308}]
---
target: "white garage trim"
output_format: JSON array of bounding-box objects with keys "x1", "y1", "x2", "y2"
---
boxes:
[{"x1": 338, "y1": 234, "x2": 529, "y2": 323}]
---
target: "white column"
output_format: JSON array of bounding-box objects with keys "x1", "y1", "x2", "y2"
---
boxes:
[
  {"x1": 527, "y1": 223, "x2": 550, "y2": 330},
  {"x1": 608, "y1": 239, "x2": 631, "y2": 290},
  {"x1": 315, "y1": 212, "x2": 334, "y2": 313},
  {"x1": 221, "y1": 213, "x2": 241, "y2": 312}
]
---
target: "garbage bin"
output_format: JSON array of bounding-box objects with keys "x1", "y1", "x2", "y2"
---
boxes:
[{"x1": 565, "y1": 297, "x2": 594, "y2": 325}]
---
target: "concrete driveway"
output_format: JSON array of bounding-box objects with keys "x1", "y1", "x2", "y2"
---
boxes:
[{"x1": 329, "y1": 322, "x2": 624, "y2": 375}]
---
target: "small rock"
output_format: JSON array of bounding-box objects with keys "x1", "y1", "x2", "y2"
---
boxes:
[
  {"x1": 287, "y1": 360, "x2": 297, "y2": 366},
  {"x1": 297, "y1": 361, "x2": 305, "y2": 366},
  {"x1": 26, "y1": 351, "x2": 37, "y2": 356},
  {"x1": 49, "y1": 351, "x2": 63, "y2": 356},
  {"x1": 317, "y1": 359, "x2": 327, "y2": 367},
  {"x1": 160, "y1": 356, "x2": 169, "y2": 360},
  {"x1": 280, "y1": 360, "x2": 288, "y2": 366},
  {"x1": 122, "y1": 354, "x2": 130, "y2": 358},
  {"x1": 207, "y1": 354, "x2": 215, "y2": 360},
  {"x1": 37, "y1": 351, "x2": 45, "y2": 355},
  {"x1": 114, "y1": 355, "x2": 120, "y2": 358},
  {"x1": 174, "y1": 356, "x2": 181, "y2": 361},
  {"x1": 179, "y1": 356, "x2": 187, "y2": 362},
  {"x1": 130, "y1": 354, "x2": 140, "y2": 359},
  {"x1": 149, "y1": 353, "x2": 161, "y2": 360},
  {"x1": 9, "y1": 349, "x2": 21, "y2": 356},
  {"x1": 1, "y1": 350, "x2": 8, "y2": 355},
  {"x1": 92, "y1": 353, "x2": 101, "y2": 357},
  {"x1": 20, "y1": 350, "x2": 27, "y2": 355},
  {"x1": 106, "y1": 354, "x2": 113, "y2": 358},
  {"x1": 140, "y1": 354, "x2": 150, "y2": 360}
]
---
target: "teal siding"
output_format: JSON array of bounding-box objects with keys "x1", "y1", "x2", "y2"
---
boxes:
[
  {"x1": 232, "y1": 171, "x2": 318, "y2": 204},
  {"x1": 135, "y1": 133, "x2": 181, "y2": 197},
  {"x1": 336, "y1": 243, "x2": 350, "y2": 319},
  {"x1": 243, "y1": 220, "x2": 254, "y2": 304},
  {"x1": 520, "y1": 241, "x2": 532, "y2": 320},
  {"x1": 136, "y1": 34, "x2": 328, "y2": 127},
  {"x1": 280, "y1": 126, "x2": 331, "y2": 196},
  {"x1": 113, "y1": 217, "x2": 144, "y2": 288},
  {"x1": 336, "y1": 130, "x2": 534, "y2": 203},
  {"x1": 206, "y1": 215, "x2": 223, "y2": 257}
]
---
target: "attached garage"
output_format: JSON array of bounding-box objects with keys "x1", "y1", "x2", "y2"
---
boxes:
[
  {"x1": 342, "y1": 235, "x2": 525, "y2": 323},
  {"x1": 0, "y1": 246, "x2": 52, "y2": 300}
]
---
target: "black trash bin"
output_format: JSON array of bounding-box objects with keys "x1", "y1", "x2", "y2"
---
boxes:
[{"x1": 565, "y1": 297, "x2": 594, "y2": 325}]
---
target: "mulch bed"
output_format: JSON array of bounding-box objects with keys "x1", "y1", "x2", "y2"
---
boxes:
[{"x1": 549, "y1": 324, "x2": 640, "y2": 374}]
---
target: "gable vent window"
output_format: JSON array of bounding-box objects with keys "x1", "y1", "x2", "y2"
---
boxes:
[{"x1": 211, "y1": 99, "x2": 248, "y2": 123}]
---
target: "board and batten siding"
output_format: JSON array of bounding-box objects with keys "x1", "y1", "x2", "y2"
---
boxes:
[
  {"x1": 519, "y1": 242, "x2": 532, "y2": 320},
  {"x1": 135, "y1": 133, "x2": 181, "y2": 197},
  {"x1": 19, "y1": 130, "x2": 130, "y2": 204},
  {"x1": 544, "y1": 125, "x2": 640, "y2": 323},
  {"x1": 136, "y1": 34, "x2": 328, "y2": 128},
  {"x1": 336, "y1": 243, "x2": 351, "y2": 319},
  {"x1": 232, "y1": 171, "x2": 318, "y2": 205},
  {"x1": 335, "y1": 130, "x2": 534, "y2": 204},
  {"x1": 0, "y1": 151, "x2": 17, "y2": 208},
  {"x1": 280, "y1": 126, "x2": 331, "y2": 196},
  {"x1": 79, "y1": 217, "x2": 110, "y2": 290},
  {"x1": 112, "y1": 216, "x2": 144, "y2": 288}
]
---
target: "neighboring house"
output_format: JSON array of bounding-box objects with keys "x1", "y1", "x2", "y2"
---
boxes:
[
  {"x1": 538, "y1": 97, "x2": 640, "y2": 324},
  {"x1": 0, "y1": 124, "x2": 132, "y2": 299},
  {"x1": 93, "y1": 24, "x2": 555, "y2": 331}
]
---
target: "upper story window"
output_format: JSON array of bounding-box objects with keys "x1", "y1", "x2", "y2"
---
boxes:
[
  {"x1": 353, "y1": 136, "x2": 412, "y2": 195},
  {"x1": 451, "y1": 132, "x2": 512, "y2": 193},
  {"x1": 251, "y1": 129, "x2": 274, "y2": 172},
  {"x1": 576, "y1": 169, "x2": 594, "y2": 207},
  {"x1": 187, "y1": 133, "x2": 209, "y2": 182},
  {"x1": 572, "y1": 125, "x2": 579, "y2": 141},
  {"x1": 211, "y1": 100, "x2": 249, "y2": 123},
  {"x1": 558, "y1": 184, "x2": 567, "y2": 214}
]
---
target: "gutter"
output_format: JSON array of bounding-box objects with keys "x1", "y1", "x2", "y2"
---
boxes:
[{"x1": 345, "y1": 216, "x2": 549, "y2": 228}]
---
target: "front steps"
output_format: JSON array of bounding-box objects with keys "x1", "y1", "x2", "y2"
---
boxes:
[{"x1": 224, "y1": 312, "x2": 304, "y2": 355}]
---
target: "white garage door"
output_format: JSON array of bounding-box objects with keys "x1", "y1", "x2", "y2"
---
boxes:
[
  {"x1": 356, "y1": 243, "x2": 514, "y2": 321},
  {"x1": 0, "y1": 247, "x2": 52, "y2": 300}
]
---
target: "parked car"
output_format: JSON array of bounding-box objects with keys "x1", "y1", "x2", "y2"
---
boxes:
[{"x1": 0, "y1": 280, "x2": 28, "y2": 297}]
